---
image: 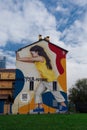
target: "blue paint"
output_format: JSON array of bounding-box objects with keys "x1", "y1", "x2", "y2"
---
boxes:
[
  {"x1": 42, "y1": 91, "x2": 68, "y2": 109},
  {"x1": 0, "y1": 100, "x2": 4, "y2": 113},
  {"x1": 13, "y1": 69, "x2": 25, "y2": 99}
]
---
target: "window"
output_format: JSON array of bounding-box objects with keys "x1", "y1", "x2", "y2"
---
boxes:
[
  {"x1": 29, "y1": 81, "x2": 34, "y2": 91},
  {"x1": 53, "y1": 81, "x2": 57, "y2": 91}
]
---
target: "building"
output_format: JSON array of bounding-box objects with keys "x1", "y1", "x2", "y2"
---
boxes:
[
  {"x1": 0, "y1": 69, "x2": 15, "y2": 114},
  {"x1": 12, "y1": 35, "x2": 68, "y2": 114},
  {"x1": 0, "y1": 56, "x2": 6, "y2": 68}
]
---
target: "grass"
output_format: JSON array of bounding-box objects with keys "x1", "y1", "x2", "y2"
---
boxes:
[{"x1": 0, "y1": 113, "x2": 87, "y2": 130}]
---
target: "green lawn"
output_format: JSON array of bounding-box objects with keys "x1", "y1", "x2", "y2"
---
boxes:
[{"x1": 0, "y1": 114, "x2": 87, "y2": 130}]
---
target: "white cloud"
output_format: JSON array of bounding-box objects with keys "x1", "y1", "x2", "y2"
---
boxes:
[
  {"x1": 67, "y1": 60, "x2": 87, "y2": 90},
  {"x1": 0, "y1": 0, "x2": 60, "y2": 46},
  {"x1": 6, "y1": 61, "x2": 16, "y2": 68},
  {"x1": 0, "y1": 48, "x2": 16, "y2": 68},
  {"x1": 69, "y1": 0, "x2": 87, "y2": 6},
  {"x1": 6, "y1": 52, "x2": 16, "y2": 68},
  {"x1": 62, "y1": 10, "x2": 87, "y2": 91},
  {"x1": 66, "y1": 49, "x2": 87, "y2": 91},
  {"x1": 56, "y1": 5, "x2": 69, "y2": 14},
  {"x1": 62, "y1": 19, "x2": 87, "y2": 45},
  {"x1": 0, "y1": 49, "x2": 3, "y2": 55}
]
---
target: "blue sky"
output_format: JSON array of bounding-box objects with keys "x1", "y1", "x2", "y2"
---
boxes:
[{"x1": 0, "y1": 0, "x2": 87, "y2": 91}]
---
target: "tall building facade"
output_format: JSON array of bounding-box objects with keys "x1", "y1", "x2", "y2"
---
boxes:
[
  {"x1": 12, "y1": 35, "x2": 68, "y2": 114},
  {"x1": 0, "y1": 56, "x2": 6, "y2": 68}
]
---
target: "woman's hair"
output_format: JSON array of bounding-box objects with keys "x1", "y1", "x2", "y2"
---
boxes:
[{"x1": 30, "y1": 45, "x2": 52, "y2": 69}]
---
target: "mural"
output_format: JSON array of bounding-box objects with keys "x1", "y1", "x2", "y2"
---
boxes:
[{"x1": 12, "y1": 40, "x2": 68, "y2": 114}]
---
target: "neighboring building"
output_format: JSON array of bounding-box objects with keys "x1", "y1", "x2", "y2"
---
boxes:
[
  {"x1": 0, "y1": 56, "x2": 6, "y2": 68},
  {"x1": 0, "y1": 69, "x2": 15, "y2": 114},
  {"x1": 12, "y1": 35, "x2": 68, "y2": 114}
]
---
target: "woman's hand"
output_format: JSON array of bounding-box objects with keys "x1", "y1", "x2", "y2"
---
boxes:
[{"x1": 16, "y1": 52, "x2": 20, "y2": 60}]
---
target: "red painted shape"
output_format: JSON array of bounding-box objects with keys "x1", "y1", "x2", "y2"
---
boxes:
[{"x1": 48, "y1": 43, "x2": 66, "y2": 74}]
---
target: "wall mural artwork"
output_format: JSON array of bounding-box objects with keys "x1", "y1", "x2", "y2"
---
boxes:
[{"x1": 12, "y1": 41, "x2": 68, "y2": 114}]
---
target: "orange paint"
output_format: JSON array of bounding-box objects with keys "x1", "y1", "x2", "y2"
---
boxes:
[
  {"x1": 19, "y1": 98, "x2": 56, "y2": 114},
  {"x1": 19, "y1": 98, "x2": 35, "y2": 114},
  {"x1": 58, "y1": 58, "x2": 67, "y2": 92}
]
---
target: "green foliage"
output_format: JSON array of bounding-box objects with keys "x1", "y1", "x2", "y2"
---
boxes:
[{"x1": 68, "y1": 78, "x2": 87, "y2": 104}]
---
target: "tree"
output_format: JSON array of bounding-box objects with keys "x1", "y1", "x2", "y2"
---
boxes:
[{"x1": 68, "y1": 78, "x2": 87, "y2": 112}]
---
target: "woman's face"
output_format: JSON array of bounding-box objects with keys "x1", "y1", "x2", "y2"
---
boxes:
[{"x1": 30, "y1": 51, "x2": 38, "y2": 57}]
